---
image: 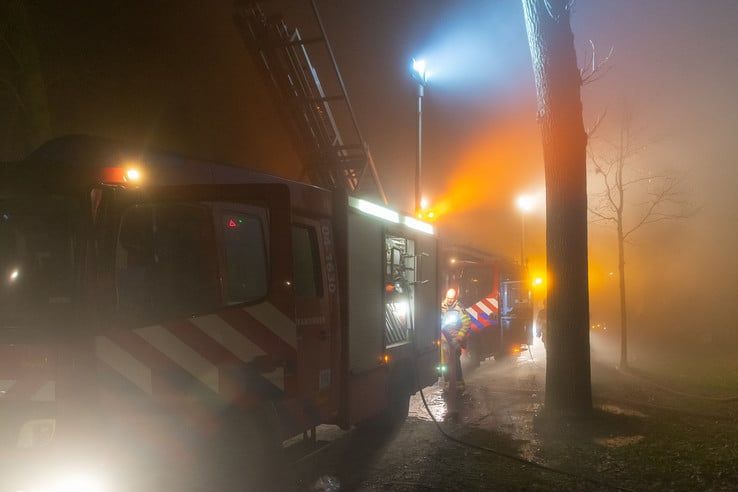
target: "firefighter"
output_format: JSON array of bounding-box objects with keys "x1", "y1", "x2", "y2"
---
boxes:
[{"x1": 441, "y1": 288, "x2": 470, "y2": 392}]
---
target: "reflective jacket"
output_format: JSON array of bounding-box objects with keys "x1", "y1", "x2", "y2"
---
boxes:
[{"x1": 441, "y1": 299, "x2": 471, "y2": 343}]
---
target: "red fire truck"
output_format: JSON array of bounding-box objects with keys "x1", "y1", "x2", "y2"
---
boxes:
[
  {"x1": 441, "y1": 244, "x2": 534, "y2": 365},
  {"x1": 0, "y1": 136, "x2": 439, "y2": 490}
]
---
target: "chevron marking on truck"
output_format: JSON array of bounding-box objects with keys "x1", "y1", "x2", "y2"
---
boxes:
[
  {"x1": 190, "y1": 314, "x2": 266, "y2": 363},
  {"x1": 243, "y1": 302, "x2": 298, "y2": 349},
  {"x1": 466, "y1": 296, "x2": 499, "y2": 331},
  {"x1": 99, "y1": 330, "x2": 219, "y2": 433},
  {"x1": 219, "y1": 304, "x2": 298, "y2": 364},
  {"x1": 136, "y1": 325, "x2": 220, "y2": 394},
  {"x1": 94, "y1": 301, "x2": 295, "y2": 425},
  {"x1": 96, "y1": 336, "x2": 153, "y2": 395}
]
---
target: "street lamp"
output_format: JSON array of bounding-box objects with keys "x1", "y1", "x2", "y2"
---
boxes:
[
  {"x1": 411, "y1": 58, "x2": 429, "y2": 215},
  {"x1": 516, "y1": 194, "x2": 535, "y2": 269}
]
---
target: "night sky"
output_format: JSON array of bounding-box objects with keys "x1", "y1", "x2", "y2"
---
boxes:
[{"x1": 3, "y1": 0, "x2": 736, "y2": 343}]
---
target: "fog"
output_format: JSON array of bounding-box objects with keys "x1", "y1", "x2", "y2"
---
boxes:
[{"x1": 1, "y1": 0, "x2": 735, "y2": 349}]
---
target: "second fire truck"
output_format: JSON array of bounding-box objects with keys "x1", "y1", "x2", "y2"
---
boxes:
[{"x1": 441, "y1": 244, "x2": 534, "y2": 365}]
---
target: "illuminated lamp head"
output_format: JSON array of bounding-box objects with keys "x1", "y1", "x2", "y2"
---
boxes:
[
  {"x1": 411, "y1": 58, "x2": 430, "y2": 85},
  {"x1": 101, "y1": 160, "x2": 144, "y2": 185},
  {"x1": 125, "y1": 167, "x2": 142, "y2": 182},
  {"x1": 123, "y1": 160, "x2": 144, "y2": 183}
]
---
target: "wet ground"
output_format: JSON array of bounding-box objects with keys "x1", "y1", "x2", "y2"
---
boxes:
[{"x1": 279, "y1": 339, "x2": 738, "y2": 491}]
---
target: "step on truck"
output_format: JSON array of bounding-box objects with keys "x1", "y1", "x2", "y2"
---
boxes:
[{"x1": 0, "y1": 136, "x2": 439, "y2": 490}]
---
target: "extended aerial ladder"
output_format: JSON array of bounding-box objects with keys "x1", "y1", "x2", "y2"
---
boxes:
[{"x1": 234, "y1": 0, "x2": 388, "y2": 203}]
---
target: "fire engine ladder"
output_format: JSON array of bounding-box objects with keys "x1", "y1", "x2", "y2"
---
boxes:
[{"x1": 234, "y1": 0, "x2": 388, "y2": 203}]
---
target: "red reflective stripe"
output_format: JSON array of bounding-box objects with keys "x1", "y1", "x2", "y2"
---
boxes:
[
  {"x1": 164, "y1": 320, "x2": 243, "y2": 367},
  {"x1": 163, "y1": 320, "x2": 268, "y2": 403},
  {"x1": 481, "y1": 298, "x2": 497, "y2": 312},
  {"x1": 218, "y1": 307, "x2": 297, "y2": 362},
  {"x1": 103, "y1": 332, "x2": 217, "y2": 431},
  {"x1": 107, "y1": 331, "x2": 184, "y2": 386}
]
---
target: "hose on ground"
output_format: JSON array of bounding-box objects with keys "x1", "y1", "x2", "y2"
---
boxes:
[{"x1": 415, "y1": 375, "x2": 633, "y2": 492}]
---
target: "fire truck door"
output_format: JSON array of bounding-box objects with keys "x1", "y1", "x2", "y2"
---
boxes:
[
  {"x1": 292, "y1": 219, "x2": 336, "y2": 419},
  {"x1": 108, "y1": 183, "x2": 296, "y2": 398}
]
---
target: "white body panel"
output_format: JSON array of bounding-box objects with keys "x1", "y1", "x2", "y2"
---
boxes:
[
  {"x1": 346, "y1": 207, "x2": 438, "y2": 374},
  {"x1": 347, "y1": 211, "x2": 384, "y2": 372}
]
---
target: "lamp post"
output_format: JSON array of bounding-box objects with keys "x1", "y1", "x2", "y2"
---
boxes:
[
  {"x1": 412, "y1": 58, "x2": 429, "y2": 215},
  {"x1": 516, "y1": 194, "x2": 535, "y2": 269}
]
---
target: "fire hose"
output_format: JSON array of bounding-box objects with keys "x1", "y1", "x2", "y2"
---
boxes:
[
  {"x1": 415, "y1": 381, "x2": 633, "y2": 492},
  {"x1": 413, "y1": 308, "x2": 632, "y2": 491}
]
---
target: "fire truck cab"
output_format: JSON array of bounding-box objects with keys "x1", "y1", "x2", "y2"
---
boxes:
[{"x1": 0, "y1": 136, "x2": 439, "y2": 490}]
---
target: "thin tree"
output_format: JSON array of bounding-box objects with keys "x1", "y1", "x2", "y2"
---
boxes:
[
  {"x1": 521, "y1": 0, "x2": 592, "y2": 417},
  {"x1": 588, "y1": 113, "x2": 693, "y2": 369}
]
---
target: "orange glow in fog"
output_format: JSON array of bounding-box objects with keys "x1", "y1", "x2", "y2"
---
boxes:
[{"x1": 430, "y1": 117, "x2": 542, "y2": 222}]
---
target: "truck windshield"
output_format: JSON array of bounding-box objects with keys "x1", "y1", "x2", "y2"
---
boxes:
[{"x1": 0, "y1": 196, "x2": 76, "y2": 324}]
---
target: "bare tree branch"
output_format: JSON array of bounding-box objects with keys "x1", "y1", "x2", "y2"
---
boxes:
[
  {"x1": 586, "y1": 108, "x2": 607, "y2": 137},
  {"x1": 589, "y1": 151, "x2": 620, "y2": 213},
  {"x1": 588, "y1": 206, "x2": 617, "y2": 223},
  {"x1": 580, "y1": 40, "x2": 614, "y2": 86}
]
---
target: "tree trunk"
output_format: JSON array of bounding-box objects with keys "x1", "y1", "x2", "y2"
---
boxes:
[
  {"x1": 617, "y1": 223, "x2": 628, "y2": 368},
  {"x1": 521, "y1": 0, "x2": 592, "y2": 417}
]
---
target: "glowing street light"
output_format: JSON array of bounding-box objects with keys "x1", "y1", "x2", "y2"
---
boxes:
[
  {"x1": 517, "y1": 194, "x2": 535, "y2": 213},
  {"x1": 516, "y1": 194, "x2": 536, "y2": 268},
  {"x1": 412, "y1": 58, "x2": 429, "y2": 85},
  {"x1": 411, "y1": 58, "x2": 430, "y2": 214}
]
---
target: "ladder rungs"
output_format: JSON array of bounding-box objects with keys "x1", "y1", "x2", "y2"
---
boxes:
[
  {"x1": 310, "y1": 95, "x2": 345, "y2": 103},
  {"x1": 283, "y1": 36, "x2": 325, "y2": 47},
  {"x1": 331, "y1": 144, "x2": 363, "y2": 151}
]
